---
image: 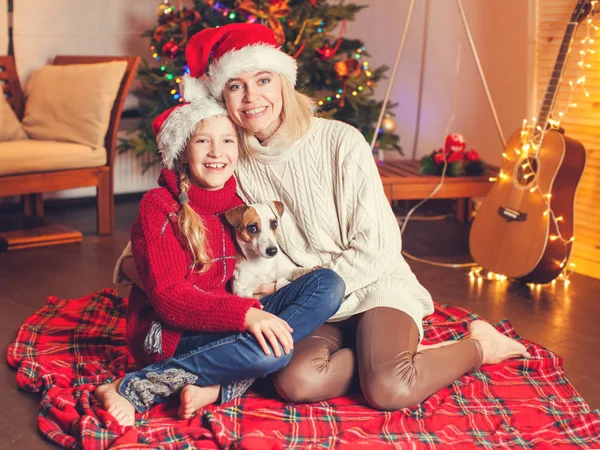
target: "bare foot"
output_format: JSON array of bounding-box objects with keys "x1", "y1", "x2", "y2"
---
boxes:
[
  {"x1": 468, "y1": 320, "x2": 531, "y2": 365},
  {"x1": 178, "y1": 385, "x2": 220, "y2": 419},
  {"x1": 95, "y1": 378, "x2": 135, "y2": 427}
]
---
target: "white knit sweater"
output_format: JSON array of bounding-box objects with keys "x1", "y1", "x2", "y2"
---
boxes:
[{"x1": 235, "y1": 117, "x2": 434, "y2": 337}]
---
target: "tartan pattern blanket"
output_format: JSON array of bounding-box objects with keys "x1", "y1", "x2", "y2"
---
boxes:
[{"x1": 6, "y1": 289, "x2": 600, "y2": 450}]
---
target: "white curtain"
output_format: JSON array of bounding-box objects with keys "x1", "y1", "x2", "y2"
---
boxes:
[{"x1": 0, "y1": 0, "x2": 8, "y2": 55}]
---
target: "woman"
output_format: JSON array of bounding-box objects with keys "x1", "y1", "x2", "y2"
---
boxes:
[
  {"x1": 118, "y1": 23, "x2": 529, "y2": 412},
  {"x1": 97, "y1": 93, "x2": 345, "y2": 427},
  {"x1": 182, "y1": 23, "x2": 530, "y2": 409}
]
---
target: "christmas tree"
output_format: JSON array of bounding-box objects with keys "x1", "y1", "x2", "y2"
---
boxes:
[{"x1": 120, "y1": 0, "x2": 401, "y2": 169}]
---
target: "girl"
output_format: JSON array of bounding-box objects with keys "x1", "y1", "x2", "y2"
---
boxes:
[
  {"x1": 96, "y1": 94, "x2": 345, "y2": 426},
  {"x1": 179, "y1": 23, "x2": 531, "y2": 409}
]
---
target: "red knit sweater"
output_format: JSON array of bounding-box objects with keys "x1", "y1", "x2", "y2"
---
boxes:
[{"x1": 128, "y1": 169, "x2": 260, "y2": 366}]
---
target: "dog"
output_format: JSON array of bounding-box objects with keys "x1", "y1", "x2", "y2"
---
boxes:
[{"x1": 225, "y1": 201, "x2": 312, "y2": 298}]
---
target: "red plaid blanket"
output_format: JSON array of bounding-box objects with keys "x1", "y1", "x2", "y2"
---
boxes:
[{"x1": 7, "y1": 289, "x2": 600, "y2": 449}]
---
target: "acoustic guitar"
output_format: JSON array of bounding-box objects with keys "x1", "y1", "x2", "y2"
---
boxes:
[{"x1": 469, "y1": 0, "x2": 592, "y2": 284}]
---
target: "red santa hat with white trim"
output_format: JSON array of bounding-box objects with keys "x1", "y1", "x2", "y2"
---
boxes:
[
  {"x1": 152, "y1": 89, "x2": 228, "y2": 170},
  {"x1": 182, "y1": 23, "x2": 297, "y2": 100}
]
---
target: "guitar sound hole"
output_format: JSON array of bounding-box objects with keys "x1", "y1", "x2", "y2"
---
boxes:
[{"x1": 514, "y1": 157, "x2": 539, "y2": 188}]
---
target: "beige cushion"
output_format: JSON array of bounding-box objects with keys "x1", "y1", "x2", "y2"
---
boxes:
[
  {"x1": 0, "y1": 95, "x2": 28, "y2": 141},
  {"x1": 21, "y1": 61, "x2": 127, "y2": 148},
  {"x1": 0, "y1": 140, "x2": 107, "y2": 176}
]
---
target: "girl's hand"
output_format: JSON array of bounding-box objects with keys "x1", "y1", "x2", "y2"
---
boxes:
[
  {"x1": 253, "y1": 282, "x2": 276, "y2": 299},
  {"x1": 244, "y1": 308, "x2": 293, "y2": 357}
]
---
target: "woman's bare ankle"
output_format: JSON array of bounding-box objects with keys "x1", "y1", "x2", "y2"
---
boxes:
[{"x1": 468, "y1": 320, "x2": 530, "y2": 365}]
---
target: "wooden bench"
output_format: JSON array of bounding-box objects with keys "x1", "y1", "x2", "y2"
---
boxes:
[{"x1": 377, "y1": 159, "x2": 499, "y2": 223}]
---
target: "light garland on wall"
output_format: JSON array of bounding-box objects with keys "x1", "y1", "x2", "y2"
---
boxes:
[
  {"x1": 552, "y1": 5, "x2": 598, "y2": 122},
  {"x1": 475, "y1": 2, "x2": 598, "y2": 288}
]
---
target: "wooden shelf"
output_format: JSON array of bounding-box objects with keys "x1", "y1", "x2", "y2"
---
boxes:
[{"x1": 377, "y1": 159, "x2": 499, "y2": 223}]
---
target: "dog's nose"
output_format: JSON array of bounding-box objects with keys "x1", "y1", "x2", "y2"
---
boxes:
[{"x1": 266, "y1": 247, "x2": 278, "y2": 257}]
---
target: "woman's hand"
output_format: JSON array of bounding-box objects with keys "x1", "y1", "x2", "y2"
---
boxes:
[
  {"x1": 253, "y1": 282, "x2": 276, "y2": 299},
  {"x1": 244, "y1": 307, "x2": 293, "y2": 357}
]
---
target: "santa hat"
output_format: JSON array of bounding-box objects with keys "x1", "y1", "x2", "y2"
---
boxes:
[
  {"x1": 152, "y1": 95, "x2": 228, "y2": 170},
  {"x1": 183, "y1": 23, "x2": 297, "y2": 100}
]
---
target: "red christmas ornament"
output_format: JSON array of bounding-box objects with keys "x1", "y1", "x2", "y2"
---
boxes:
[
  {"x1": 316, "y1": 44, "x2": 336, "y2": 61},
  {"x1": 162, "y1": 40, "x2": 180, "y2": 58},
  {"x1": 316, "y1": 20, "x2": 346, "y2": 61}
]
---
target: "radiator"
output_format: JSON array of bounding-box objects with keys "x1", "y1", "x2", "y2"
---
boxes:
[{"x1": 113, "y1": 150, "x2": 161, "y2": 195}]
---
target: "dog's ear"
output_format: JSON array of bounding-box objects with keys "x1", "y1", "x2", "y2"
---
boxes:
[
  {"x1": 272, "y1": 201, "x2": 284, "y2": 217},
  {"x1": 225, "y1": 206, "x2": 247, "y2": 228}
]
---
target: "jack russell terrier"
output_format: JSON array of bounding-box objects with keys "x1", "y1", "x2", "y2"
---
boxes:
[{"x1": 225, "y1": 201, "x2": 314, "y2": 298}]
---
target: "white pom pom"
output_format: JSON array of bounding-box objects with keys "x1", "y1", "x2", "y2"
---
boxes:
[{"x1": 180, "y1": 75, "x2": 210, "y2": 102}]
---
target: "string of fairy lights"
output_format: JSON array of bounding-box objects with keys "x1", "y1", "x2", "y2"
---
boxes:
[
  {"x1": 470, "y1": 2, "x2": 598, "y2": 287},
  {"x1": 316, "y1": 48, "x2": 373, "y2": 107},
  {"x1": 150, "y1": 0, "x2": 375, "y2": 108}
]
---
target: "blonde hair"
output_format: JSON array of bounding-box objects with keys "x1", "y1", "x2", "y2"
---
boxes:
[
  {"x1": 177, "y1": 168, "x2": 212, "y2": 273},
  {"x1": 240, "y1": 75, "x2": 314, "y2": 150}
]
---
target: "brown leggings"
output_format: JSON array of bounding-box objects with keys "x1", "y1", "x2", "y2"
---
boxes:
[{"x1": 273, "y1": 307, "x2": 483, "y2": 410}]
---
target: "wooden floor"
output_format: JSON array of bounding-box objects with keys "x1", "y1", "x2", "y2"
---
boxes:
[{"x1": 1, "y1": 198, "x2": 598, "y2": 449}]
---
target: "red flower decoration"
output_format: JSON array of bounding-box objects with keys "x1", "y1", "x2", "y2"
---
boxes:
[
  {"x1": 433, "y1": 152, "x2": 445, "y2": 165},
  {"x1": 465, "y1": 149, "x2": 480, "y2": 161},
  {"x1": 445, "y1": 133, "x2": 466, "y2": 153},
  {"x1": 447, "y1": 151, "x2": 464, "y2": 163}
]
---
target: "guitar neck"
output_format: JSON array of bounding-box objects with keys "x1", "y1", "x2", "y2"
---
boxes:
[{"x1": 533, "y1": 22, "x2": 579, "y2": 146}]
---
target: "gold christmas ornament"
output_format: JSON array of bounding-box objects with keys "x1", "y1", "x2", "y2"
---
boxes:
[
  {"x1": 333, "y1": 59, "x2": 361, "y2": 78},
  {"x1": 381, "y1": 114, "x2": 396, "y2": 134},
  {"x1": 157, "y1": 1, "x2": 173, "y2": 17}
]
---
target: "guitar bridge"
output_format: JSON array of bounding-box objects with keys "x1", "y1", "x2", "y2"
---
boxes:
[{"x1": 497, "y1": 206, "x2": 527, "y2": 222}]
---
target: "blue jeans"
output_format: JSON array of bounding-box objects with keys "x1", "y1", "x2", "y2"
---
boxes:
[{"x1": 119, "y1": 268, "x2": 345, "y2": 412}]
